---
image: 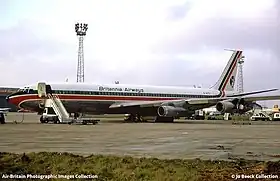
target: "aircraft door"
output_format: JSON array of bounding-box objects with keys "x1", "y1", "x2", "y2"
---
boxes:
[
  {"x1": 45, "y1": 84, "x2": 53, "y2": 95},
  {"x1": 37, "y1": 82, "x2": 47, "y2": 98}
]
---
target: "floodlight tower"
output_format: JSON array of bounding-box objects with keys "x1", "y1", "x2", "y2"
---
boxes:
[
  {"x1": 237, "y1": 55, "x2": 245, "y2": 93},
  {"x1": 75, "y1": 23, "x2": 88, "y2": 83}
]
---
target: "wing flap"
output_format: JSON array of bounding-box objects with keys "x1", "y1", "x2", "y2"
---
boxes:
[
  {"x1": 109, "y1": 100, "x2": 164, "y2": 108},
  {"x1": 109, "y1": 99, "x2": 185, "y2": 108}
]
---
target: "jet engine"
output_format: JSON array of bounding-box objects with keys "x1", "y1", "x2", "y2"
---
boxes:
[
  {"x1": 157, "y1": 106, "x2": 186, "y2": 117},
  {"x1": 216, "y1": 101, "x2": 235, "y2": 113},
  {"x1": 216, "y1": 98, "x2": 260, "y2": 114}
]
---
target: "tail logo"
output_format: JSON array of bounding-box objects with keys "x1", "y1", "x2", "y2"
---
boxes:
[{"x1": 230, "y1": 75, "x2": 235, "y2": 88}]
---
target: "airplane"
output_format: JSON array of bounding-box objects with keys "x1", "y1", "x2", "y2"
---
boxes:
[{"x1": 5, "y1": 50, "x2": 280, "y2": 123}]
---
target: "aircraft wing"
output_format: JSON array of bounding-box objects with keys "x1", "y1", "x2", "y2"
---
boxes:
[
  {"x1": 109, "y1": 89, "x2": 280, "y2": 109},
  {"x1": 109, "y1": 97, "x2": 228, "y2": 108},
  {"x1": 109, "y1": 100, "x2": 184, "y2": 108},
  {"x1": 186, "y1": 95, "x2": 280, "y2": 105},
  {"x1": 243, "y1": 95, "x2": 280, "y2": 102}
]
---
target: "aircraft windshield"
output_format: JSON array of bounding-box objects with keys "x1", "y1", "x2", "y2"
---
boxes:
[
  {"x1": 17, "y1": 88, "x2": 24, "y2": 92},
  {"x1": 17, "y1": 87, "x2": 29, "y2": 93}
]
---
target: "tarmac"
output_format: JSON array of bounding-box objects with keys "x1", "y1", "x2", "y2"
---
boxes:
[{"x1": 1, "y1": 113, "x2": 280, "y2": 161}]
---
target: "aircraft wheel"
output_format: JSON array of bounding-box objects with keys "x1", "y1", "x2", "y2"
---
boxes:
[
  {"x1": 124, "y1": 114, "x2": 136, "y2": 122},
  {"x1": 40, "y1": 116, "x2": 48, "y2": 124},
  {"x1": 40, "y1": 116, "x2": 44, "y2": 123},
  {"x1": 54, "y1": 117, "x2": 59, "y2": 124},
  {"x1": 136, "y1": 114, "x2": 144, "y2": 122}
]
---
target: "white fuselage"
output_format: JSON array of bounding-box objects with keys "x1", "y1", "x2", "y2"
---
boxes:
[{"x1": 7, "y1": 82, "x2": 236, "y2": 115}]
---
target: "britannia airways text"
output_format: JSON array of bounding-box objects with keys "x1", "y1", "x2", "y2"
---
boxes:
[{"x1": 99, "y1": 86, "x2": 144, "y2": 93}]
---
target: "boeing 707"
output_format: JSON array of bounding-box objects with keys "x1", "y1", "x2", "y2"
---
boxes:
[{"x1": 6, "y1": 50, "x2": 280, "y2": 122}]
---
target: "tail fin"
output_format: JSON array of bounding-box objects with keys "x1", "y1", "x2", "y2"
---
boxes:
[{"x1": 211, "y1": 49, "x2": 243, "y2": 92}]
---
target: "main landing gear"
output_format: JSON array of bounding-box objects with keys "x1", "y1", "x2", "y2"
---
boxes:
[
  {"x1": 124, "y1": 114, "x2": 146, "y2": 122},
  {"x1": 39, "y1": 115, "x2": 59, "y2": 124},
  {"x1": 124, "y1": 114, "x2": 174, "y2": 123}
]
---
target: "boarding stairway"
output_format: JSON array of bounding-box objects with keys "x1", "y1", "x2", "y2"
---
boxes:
[
  {"x1": 44, "y1": 93, "x2": 99, "y2": 125},
  {"x1": 37, "y1": 82, "x2": 99, "y2": 125},
  {"x1": 47, "y1": 94, "x2": 71, "y2": 123}
]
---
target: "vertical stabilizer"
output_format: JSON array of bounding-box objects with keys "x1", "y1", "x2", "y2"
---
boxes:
[{"x1": 211, "y1": 50, "x2": 243, "y2": 92}]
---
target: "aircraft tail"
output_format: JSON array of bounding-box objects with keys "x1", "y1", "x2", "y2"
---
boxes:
[{"x1": 211, "y1": 50, "x2": 243, "y2": 92}]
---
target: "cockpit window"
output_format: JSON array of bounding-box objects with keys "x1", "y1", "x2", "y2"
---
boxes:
[
  {"x1": 17, "y1": 88, "x2": 28, "y2": 93},
  {"x1": 16, "y1": 86, "x2": 37, "y2": 94}
]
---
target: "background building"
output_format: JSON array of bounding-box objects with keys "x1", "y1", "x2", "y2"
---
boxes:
[{"x1": 0, "y1": 87, "x2": 19, "y2": 111}]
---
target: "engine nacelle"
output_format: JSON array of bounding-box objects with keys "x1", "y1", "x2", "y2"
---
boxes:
[
  {"x1": 216, "y1": 101, "x2": 235, "y2": 113},
  {"x1": 157, "y1": 106, "x2": 186, "y2": 117},
  {"x1": 216, "y1": 98, "x2": 260, "y2": 114}
]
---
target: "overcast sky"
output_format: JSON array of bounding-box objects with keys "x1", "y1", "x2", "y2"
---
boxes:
[{"x1": 0, "y1": 0, "x2": 280, "y2": 105}]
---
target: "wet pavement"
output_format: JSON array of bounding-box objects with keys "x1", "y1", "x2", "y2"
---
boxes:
[{"x1": 1, "y1": 113, "x2": 280, "y2": 161}]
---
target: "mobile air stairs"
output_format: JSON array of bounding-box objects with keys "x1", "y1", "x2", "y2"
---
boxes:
[{"x1": 38, "y1": 82, "x2": 99, "y2": 125}]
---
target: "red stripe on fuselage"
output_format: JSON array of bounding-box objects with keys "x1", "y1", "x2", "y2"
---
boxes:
[
  {"x1": 221, "y1": 90, "x2": 225, "y2": 97},
  {"x1": 9, "y1": 94, "x2": 180, "y2": 107}
]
